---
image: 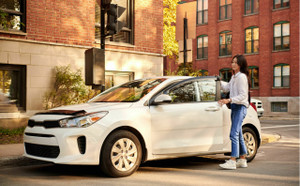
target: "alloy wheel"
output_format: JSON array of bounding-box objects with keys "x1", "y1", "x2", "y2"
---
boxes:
[
  {"x1": 111, "y1": 138, "x2": 138, "y2": 172},
  {"x1": 243, "y1": 131, "x2": 256, "y2": 157}
]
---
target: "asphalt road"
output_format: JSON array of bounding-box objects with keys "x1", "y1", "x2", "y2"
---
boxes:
[{"x1": 0, "y1": 119, "x2": 299, "y2": 186}]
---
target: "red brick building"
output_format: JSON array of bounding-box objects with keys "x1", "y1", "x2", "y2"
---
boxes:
[
  {"x1": 0, "y1": 0, "x2": 164, "y2": 116},
  {"x1": 167, "y1": 0, "x2": 299, "y2": 117}
]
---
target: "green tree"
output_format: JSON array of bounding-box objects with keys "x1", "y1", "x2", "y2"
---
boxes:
[
  {"x1": 165, "y1": 62, "x2": 209, "y2": 77},
  {"x1": 43, "y1": 66, "x2": 100, "y2": 109},
  {"x1": 163, "y1": 0, "x2": 180, "y2": 57}
]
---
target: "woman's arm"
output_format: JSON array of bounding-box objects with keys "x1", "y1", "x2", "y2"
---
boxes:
[{"x1": 221, "y1": 81, "x2": 230, "y2": 93}]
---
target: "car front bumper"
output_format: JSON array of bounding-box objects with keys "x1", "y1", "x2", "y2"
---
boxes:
[
  {"x1": 23, "y1": 124, "x2": 107, "y2": 165},
  {"x1": 257, "y1": 111, "x2": 264, "y2": 117}
]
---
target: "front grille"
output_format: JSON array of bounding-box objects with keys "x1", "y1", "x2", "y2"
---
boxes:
[
  {"x1": 28, "y1": 120, "x2": 60, "y2": 128},
  {"x1": 25, "y1": 143, "x2": 60, "y2": 158},
  {"x1": 25, "y1": 133, "x2": 55, "y2": 138},
  {"x1": 77, "y1": 136, "x2": 86, "y2": 154}
]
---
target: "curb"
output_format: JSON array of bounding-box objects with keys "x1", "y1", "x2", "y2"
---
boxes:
[
  {"x1": 259, "y1": 117, "x2": 300, "y2": 121},
  {"x1": 0, "y1": 156, "x2": 47, "y2": 169},
  {"x1": 261, "y1": 133, "x2": 281, "y2": 145}
]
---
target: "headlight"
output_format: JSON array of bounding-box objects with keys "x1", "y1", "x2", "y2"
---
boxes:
[{"x1": 59, "y1": 111, "x2": 108, "y2": 128}]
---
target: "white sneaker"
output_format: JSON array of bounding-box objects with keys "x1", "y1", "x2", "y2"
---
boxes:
[
  {"x1": 219, "y1": 159, "x2": 236, "y2": 170},
  {"x1": 236, "y1": 159, "x2": 248, "y2": 168}
]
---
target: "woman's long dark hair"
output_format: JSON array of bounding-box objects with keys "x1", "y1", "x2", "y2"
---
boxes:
[
  {"x1": 232, "y1": 54, "x2": 249, "y2": 77},
  {"x1": 232, "y1": 55, "x2": 251, "y2": 104}
]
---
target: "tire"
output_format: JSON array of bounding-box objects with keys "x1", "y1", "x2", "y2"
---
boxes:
[
  {"x1": 243, "y1": 127, "x2": 258, "y2": 162},
  {"x1": 100, "y1": 130, "x2": 142, "y2": 177}
]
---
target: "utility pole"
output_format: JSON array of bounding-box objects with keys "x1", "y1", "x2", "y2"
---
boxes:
[
  {"x1": 100, "y1": 0, "x2": 106, "y2": 50},
  {"x1": 176, "y1": 2, "x2": 196, "y2": 76},
  {"x1": 183, "y1": 16, "x2": 187, "y2": 76}
]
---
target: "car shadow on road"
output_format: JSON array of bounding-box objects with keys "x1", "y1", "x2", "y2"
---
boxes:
[
  {"x1": 0, "y1": 156, "x2": 225, "y2": 179},
  {"x1": 141, "y1": 156, "x2": 224, "y2": 170}
]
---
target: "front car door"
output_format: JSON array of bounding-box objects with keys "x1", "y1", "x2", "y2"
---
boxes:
[{"x1": 150, "y1": 78, "x2": 224, "y2": 155}]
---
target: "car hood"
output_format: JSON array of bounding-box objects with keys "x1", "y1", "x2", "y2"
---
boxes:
[
  {"x1": 51, "y1": 102, "x2": 133, "y2": 113},
  {"x1": 28, "y1": 102, "x2": 133, "y2": 126}
]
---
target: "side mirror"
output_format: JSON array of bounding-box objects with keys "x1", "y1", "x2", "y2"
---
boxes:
[{"x1": 153, "y1": 94, "x2": 172, "y2": 104}]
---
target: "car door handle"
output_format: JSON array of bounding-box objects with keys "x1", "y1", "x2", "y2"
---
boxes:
[{"x1": 205, "y1": 106, "x2": 220, "y2": 112}]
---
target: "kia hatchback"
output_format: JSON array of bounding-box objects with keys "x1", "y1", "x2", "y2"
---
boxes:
[{"x1": 24, "y1": 76, "x2": 261, "y2": 177}]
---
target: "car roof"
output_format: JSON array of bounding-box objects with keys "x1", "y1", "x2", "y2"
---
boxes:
[{"x1": 135, "y1": 76, "x2": 217, "y2": 82}]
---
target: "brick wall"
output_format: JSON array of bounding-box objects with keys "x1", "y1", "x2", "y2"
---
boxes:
[
  {"x1": 166, "y1": 0, "x2": 299, "y2": 98},
  {"x1": 26, "y1": 0, "x2": 95, "y2": 46},
  {"x1": 0, "y1": 0, "x2": 163, "y2": 54},
  {"x1": 134, "y1": 0, "x2": 163, "y2": 54}
]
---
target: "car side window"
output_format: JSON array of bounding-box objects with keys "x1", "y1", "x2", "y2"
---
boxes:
[
  {"x1": 197, "y1": 79, "x2": 216, "y2": 101},
  {"x1": 168, "y1": 81, "x2": 198, "y2": 103}
]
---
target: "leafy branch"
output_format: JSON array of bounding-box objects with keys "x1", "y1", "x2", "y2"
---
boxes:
[{"x1": 165, "y1": 62, "x2": 209, "y2": 77}]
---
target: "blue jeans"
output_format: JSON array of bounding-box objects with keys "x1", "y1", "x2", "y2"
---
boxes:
[{"x1": 230, "y1": 104, "x2": 248, "y2": 158}]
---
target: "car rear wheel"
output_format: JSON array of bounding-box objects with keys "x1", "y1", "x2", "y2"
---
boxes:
[
  {"x1": 243, "y1": 127, "x2": 258, "y2": 162},
  {"x1": 100, "y1": 130, "x2": 142, "y2": 177}
]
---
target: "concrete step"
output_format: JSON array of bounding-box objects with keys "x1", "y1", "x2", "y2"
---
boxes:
[{"x1": 0, "y1": 103, "x2": 20, "y2": 113}]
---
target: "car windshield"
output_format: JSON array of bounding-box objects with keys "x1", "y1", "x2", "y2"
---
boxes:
[{"x1": 91, "y1": 78, "x2": 167, "y2": 102}]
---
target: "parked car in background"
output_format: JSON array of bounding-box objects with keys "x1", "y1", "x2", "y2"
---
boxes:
[
  {"x1": 23, "y1": 76, "x2": 261, "y2": 177},
  {"x1": 251, "y1": 98, "x2": 264, "y2": 117}
]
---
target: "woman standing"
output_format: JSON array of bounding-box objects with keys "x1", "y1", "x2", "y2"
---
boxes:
[{"x1": 219, "y1": 54, "x2": 249, "y2": 170}]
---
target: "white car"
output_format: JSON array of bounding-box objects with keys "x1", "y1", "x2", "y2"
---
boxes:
[
  {"x1": 24, "y1": 76, "x2": 261, "y2": 177},
  {"x1": 251, "y1": 98, "x2": 264, "y2": 117}
]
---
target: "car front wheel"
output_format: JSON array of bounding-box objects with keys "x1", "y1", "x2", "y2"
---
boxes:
[
  {"x1": 243, "y1": 127, "x2": 258, "y2": 162},
  {"x1": 100, "y1": 130, "x2": 142, "y2": 177}
]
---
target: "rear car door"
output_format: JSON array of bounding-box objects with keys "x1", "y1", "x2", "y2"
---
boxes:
[{"x1": 150, "y1": 78, "x2": 224, "y2": 155}]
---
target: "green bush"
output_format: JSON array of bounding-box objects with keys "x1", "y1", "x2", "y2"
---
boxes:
[
  {"x1": 165, "y1": 62, "x2": 209, "y2": 77},
  {"x1": 43, "y1": 65, "x2": 101, "y2": 109}
]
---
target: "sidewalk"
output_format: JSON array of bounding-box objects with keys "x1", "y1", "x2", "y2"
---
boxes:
[{"x1": 0, "y1": 143, "x2": 24, "y2": 158}]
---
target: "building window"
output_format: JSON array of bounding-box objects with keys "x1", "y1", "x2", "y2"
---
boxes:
[
  {"x1": 273, "y1": 64, "x2": 289, "y2": 87},
  {"x1": 219, "y1": 68, "x2": 232, "y2": 82},
  {"x1": 219, "y1": 31, "x2": 232, "y2": 56},
  {"x1": 197, "y1": 0, "x2": 208, "y2": 24},
  {"x1": 245, "y1": 0, "x2": 259, "y2": 14},
  {"x1": 274, "y1": 21, "x2": 290, "y2": 50},
  {"x1": 249, "y1": 66, "x2": 259, "y2": 88},
  {"x1": 0, "y1": 0, "x2": 26, "y2": 31},
  {"x1": 105, "y1": 71, "x2": 134, "y2": 89},
  {"x1": 245, "y1": 27, "x2": 259, "y2": 54},
  {"x1": 219, "y1": 0, "x2": 232, "y2": 20},
  {"x1": 95, "y1": 0, "x2": 133, "y2": 44},
  {"x1": 0, "y1": 64, "x2": 26, "y2": 111},
  {"x1": 274, "y1": 0, "x2": 289, "y2": 9},
  {"x1": 197, "y1": 35, "x2": 208, "y2": 59},
  {"x1": 271, "y1": 102, "x2": 288, "y2": 112}
]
